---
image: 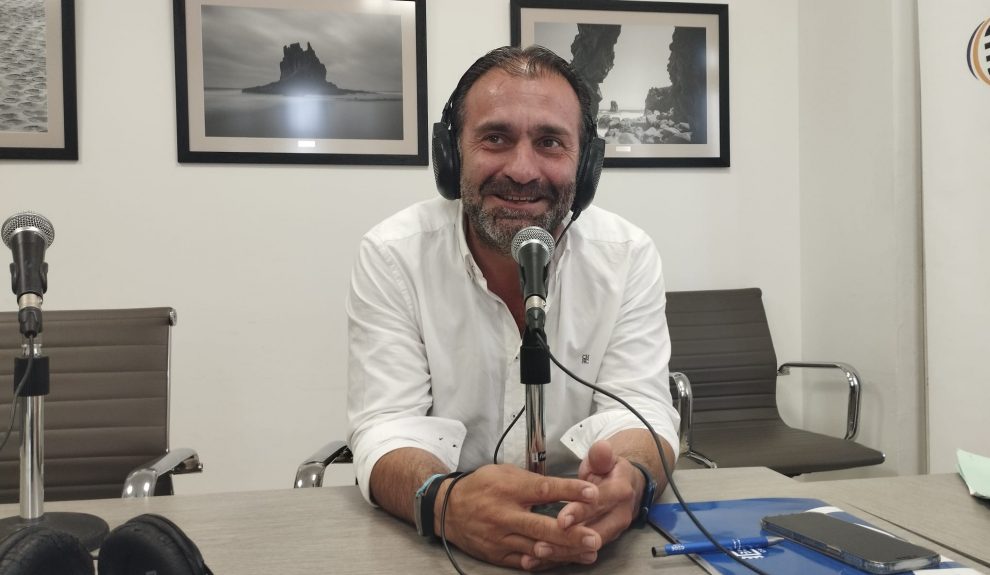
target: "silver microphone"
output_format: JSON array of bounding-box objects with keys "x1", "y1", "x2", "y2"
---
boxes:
[
  {"x1": 511, "y1": 227, "x2": 554, "y2": 331},
  {"x1": 2, "y1": 212, "x2": 55, "y2": 336}
]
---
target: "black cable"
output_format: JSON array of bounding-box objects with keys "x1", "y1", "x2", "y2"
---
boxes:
[
  {"x1": 0, "y1": 338, "x2": 34, "y2": 454},
  {"x1": 558, "y1": 212, "x2": 578, "y2": 241},
  {"x1": 493, "y1": 405, "x2": 525, "y2": 465},
  {"x1": 533, "y1": 332, "x2": 771, "y2": 575},
  {"x1": 439, "y1": 471, "x2": 475, "y2": 575}
]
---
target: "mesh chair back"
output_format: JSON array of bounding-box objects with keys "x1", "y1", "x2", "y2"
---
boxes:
[
  {"x1": 0, "y1": 308, "x2": 175, "y2": 502},
  {"x1": 666, "y1": 288, "x2": 781, "y2": 424}
]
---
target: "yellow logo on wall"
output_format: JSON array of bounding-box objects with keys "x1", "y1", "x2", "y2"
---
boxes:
[{"x1": 967, "y1": 17, "x2": 990, "y2": 86}]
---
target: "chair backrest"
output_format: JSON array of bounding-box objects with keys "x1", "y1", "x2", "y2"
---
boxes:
[
  {"x1": 666, "y1": 288, "x2": 780, "y2": 424},
  {"x1": 0, "y1": 307, "x2": 176, "y2": 502}
]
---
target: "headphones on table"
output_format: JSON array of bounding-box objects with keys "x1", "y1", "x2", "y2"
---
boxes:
[
  {"x1": 0, "y1": 514, "x2": 212, "y2": 575},
  {"x1": 431, "y1": 52, "x2": 607, "y2": 220}
]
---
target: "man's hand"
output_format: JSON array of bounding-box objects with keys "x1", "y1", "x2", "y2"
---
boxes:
[
  {"x1": 438, "y1": 464, "x2": 604, "y2": 571},
  {"x1": 555, "y1": 440, "x2": 645, "y2": 552}
]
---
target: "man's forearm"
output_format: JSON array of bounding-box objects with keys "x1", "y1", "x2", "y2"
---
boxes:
[
  {"x1": 369, "y1": 447, "x2": 450, "y2": 524},
  {"x1": 606, "y1": 428, "x2": 675, "y2": 496}
]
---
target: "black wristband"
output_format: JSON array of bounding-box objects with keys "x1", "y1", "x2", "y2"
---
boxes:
[
  {"x1": 629, "y1": 461, "x2": 657, "y2": 528},
  {"x1": 416, "y1": 471, "x2": 462, "y2": 539}
]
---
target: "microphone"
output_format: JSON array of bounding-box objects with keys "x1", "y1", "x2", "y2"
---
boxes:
[
  {"x1": 2, "y1": 212, "x2": 55, "y2": 337},
  {"x1": 511, "y1": 226, "x2": 554, "y2": 331}
]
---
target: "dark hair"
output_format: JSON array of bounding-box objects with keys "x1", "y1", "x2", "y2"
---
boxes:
[{"x1": 446, "y1": 45, "x2": 596, "y2": 144}]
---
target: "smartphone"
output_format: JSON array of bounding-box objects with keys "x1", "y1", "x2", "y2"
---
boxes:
[
  {"x1": 531, "y1": 501, "x2": 566, "y2": 518},
  {"x1": 761, "y1": 512, "x2": 940, "y2": 574}
]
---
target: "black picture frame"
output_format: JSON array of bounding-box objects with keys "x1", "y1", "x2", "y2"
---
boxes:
[
  {"x1": 0, "y1": 0, "x2": 78, "y2": 160},
  {"x1": 511, "y1": 0, "x2": 729, "y2": 168},
  {"x1": 173, "y1": 0, "x2": 427, "y2": 165}
]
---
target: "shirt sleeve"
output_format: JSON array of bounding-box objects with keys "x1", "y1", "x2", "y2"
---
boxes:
[
  {"x1": 345, "y1": 234, "x2": 466, "y2": 504},
  {"x1": 561, "y1": 233, "x2": 680, "y2": 464}
]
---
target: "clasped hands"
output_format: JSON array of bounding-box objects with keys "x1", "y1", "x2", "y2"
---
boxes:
[{"x1": 436, "y1": 440, "x2": 645, "y2": 571}]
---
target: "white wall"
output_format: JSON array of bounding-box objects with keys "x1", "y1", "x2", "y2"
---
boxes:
[
  {"x1": 1, "y1": 0, "x2": 929, "y2": 495},
  {"x1": 797, "y1": 0, "x2": 925, "y2": 478},
  {"x1": 918, "y1": 0, "x2": 990, "y2": 472}
]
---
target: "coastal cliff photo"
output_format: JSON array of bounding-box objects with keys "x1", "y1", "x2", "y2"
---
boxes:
[{"x1": 200, "y1": 5, "x2": 404, "y2": 140}]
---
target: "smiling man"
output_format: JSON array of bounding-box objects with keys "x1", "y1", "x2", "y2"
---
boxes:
[{"x1": 346, "y1": 46, "x2": 680, "y2": 571}]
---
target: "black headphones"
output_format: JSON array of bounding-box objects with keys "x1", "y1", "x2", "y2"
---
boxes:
[
  {"x1": 431, "y1": 67, "x2": 606, "y2": 219},
  {"x1": 0, "y1": 514, "x2": 212, "y2": 575}
]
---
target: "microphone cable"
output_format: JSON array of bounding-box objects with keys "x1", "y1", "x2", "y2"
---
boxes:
[
  {"x1": 493, "y1": 405, "x2": 525, "y2": 465},
  {"x1": 0, "y1": 337, "x2": 34, "y2": 454},
  {"x1": 439, "y1": 470, "x2": 475, "y2": 575}
]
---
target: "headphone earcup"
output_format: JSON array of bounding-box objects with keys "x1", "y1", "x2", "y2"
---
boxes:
[
  {"x1": 431, "y1": 121, "x2": 461, "y2": 200},
  {"x1": 573, "y1": 136, "x2": 605, "y2": 215},
  {"x1": 97, "y1": 514, "x2": 210, "y2": 575},
  {"x1": 0, "y1": 525, "x2": 93, "y2": 575}
]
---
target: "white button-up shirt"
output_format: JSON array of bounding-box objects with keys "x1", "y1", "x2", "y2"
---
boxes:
[{"x1": 346, "y1": 198, "x2": 679, "y2": 503}]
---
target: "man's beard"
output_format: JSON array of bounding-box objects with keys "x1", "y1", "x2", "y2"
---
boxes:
[{"x1": 461, "y1": 177, "x2": 575, "y2": 256}]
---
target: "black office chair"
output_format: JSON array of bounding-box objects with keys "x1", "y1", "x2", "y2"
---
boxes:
[
  {"x1": 665, "y1": 288, "x2": 885, "y2": 476},
  {"x1": 0, "y1": 307, "x2": 202, "y2": 502}
]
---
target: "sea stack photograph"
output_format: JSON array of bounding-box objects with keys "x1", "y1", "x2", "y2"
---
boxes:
[{"x1": 201, "y1": 5, "x2": 404, "y2": 140}]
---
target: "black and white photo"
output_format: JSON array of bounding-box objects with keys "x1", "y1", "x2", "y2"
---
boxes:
[
  {"x1": 0, "y1": 0, "x2": 76, "y2": 160},
  {"x1": 174, "y1": 0, "x2": 426, "y2": 165},
  {"x1": 511, "y1": 0, "x2": 728, "y2": 167}
]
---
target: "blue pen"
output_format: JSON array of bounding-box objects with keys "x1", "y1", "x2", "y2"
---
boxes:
[{"x1": 652, "y1": 536, "x2": 784, "y2": 557}]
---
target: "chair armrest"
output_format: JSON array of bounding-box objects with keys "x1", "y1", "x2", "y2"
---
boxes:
[
  {"x1": 777, "y1": 361, "x2": 862, "y2": 440},
  {"x1": 668, "y1": 373, "x2": 716, "y2": 468},
  {"x1": 294, "y1": 440, "x2": 353, "y2": 488},
  {"x1": 122, "y1": 447, "x2": 203, "y2": 498},
  {"x1": 669, "y1": 372, "x2": 694, "y2": 451}
]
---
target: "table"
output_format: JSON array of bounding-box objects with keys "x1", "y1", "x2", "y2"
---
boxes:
[
  {"x1": 805, "y1": 473, "x2": 990, "y2": 568},
  {"x1": 0, "y1": 468, "x2": 979, "y2": 574}
]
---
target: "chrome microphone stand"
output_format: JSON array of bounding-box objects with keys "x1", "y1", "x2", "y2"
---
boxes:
[
  {"x1": 520, "y1": 312, "x2": 550, "y2": 476},
  {"x1": 0, "y1": 308, "x2": 109, "y2": 550}
]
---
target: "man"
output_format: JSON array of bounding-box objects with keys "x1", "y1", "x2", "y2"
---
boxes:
[{"x1": 347, "y1": 46, "x2": 679, "y2": 571}]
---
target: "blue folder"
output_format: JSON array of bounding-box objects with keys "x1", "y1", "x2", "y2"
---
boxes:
[{"x1": 648, "y1": 497, "x2": 973, "y2": 574}]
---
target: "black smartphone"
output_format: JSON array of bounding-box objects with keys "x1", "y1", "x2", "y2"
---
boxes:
[{"x1": 761, "y1": 512, "x2": 940, "y2": 574}]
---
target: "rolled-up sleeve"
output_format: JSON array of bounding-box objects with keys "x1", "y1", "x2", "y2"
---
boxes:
[
  {"x1": 346, "y1": 234, "x2": 465, "y2": 503},
  {"x1": 561, "y1": 234, "x2": 680, "y2": 462}
]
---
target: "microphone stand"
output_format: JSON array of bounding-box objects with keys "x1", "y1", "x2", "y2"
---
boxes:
[
  {"x1": 520, "y1": 322, "x2": 550, "y2": 476},
  {"x1": 0, "y1": 327, "x2": 109, "y2": 550}
]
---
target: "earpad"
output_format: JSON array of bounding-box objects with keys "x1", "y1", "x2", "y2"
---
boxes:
[
  {"x1": 573, "y1": 136, "x2": 606, "y2": 216},
  {"x1": 431, "y1": 121, "x2": 460, "y2": 200},
  {"x1": 97, "y1": 514, "x2": 210, "y2": 575},
  {"x1": 0, "y1": 525, "x2": 93, "y2": 575}
]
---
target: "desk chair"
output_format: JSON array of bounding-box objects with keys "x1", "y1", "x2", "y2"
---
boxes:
[
  {"x1": 666, "y1": 288, "x2": 885, "y2": 476},
  {"x1": 0, "y1": 307, "x2": 202, "y2": 502}
]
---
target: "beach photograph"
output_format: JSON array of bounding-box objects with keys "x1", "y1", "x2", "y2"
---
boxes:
[
  {"x1": 0, "y1": 0, "x2": 49, "y2": 134},
  {"x1": 534, "y1": 21, "x2": 708, "y2": 146},
  {"x1": 200, "y1": 5, "x2": 404, "y2": 140}
]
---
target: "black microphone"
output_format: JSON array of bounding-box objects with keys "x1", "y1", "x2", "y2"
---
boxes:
[
  {"x1": 511, "y1": 226, "x2": 555, "y2": 331},
  {"x1": 2, "y1": 212, "x2": 55, "y2": 337}
]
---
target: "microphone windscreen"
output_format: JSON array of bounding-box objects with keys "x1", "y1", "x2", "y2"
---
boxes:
[
  {"x1": 1, "y1": 212, "x2": 55, "y2": 249},
  {"x1": 511, "y1": 226, "x2": 554, "y2": 264}
]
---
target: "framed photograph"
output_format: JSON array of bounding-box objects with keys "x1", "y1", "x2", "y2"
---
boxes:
[
  {"x1": 0, "y1": 0, "x2": 77, "y2": 160},
  {"x1": 511, "y1": 0, "x2": 729, "y2": 168},
  {"x1": 173, "y1": 0, "x2": 427, "y2": 165}
]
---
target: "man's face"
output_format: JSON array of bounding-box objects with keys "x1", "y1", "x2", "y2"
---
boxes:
[{"x1": 458, "y1": 69, "x2": 582, "y2": 256}]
